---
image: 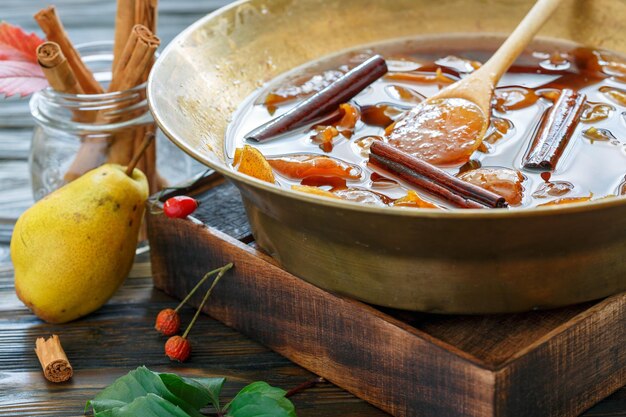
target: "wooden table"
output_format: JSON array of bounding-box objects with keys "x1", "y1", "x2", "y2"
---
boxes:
[{"x1": 0, "y1": 1, "x2": 624, "y2": 416}]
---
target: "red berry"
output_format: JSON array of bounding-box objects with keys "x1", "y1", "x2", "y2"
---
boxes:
[
  {"x1": 163, "y1": 196, "x2": 199, "y2": 218},
  {"x1": 165, "y1": 336, "x2": 191, "y2": 362},
  {"x1": 155, "y1": 308, "x2": 181, "y2": 336}
]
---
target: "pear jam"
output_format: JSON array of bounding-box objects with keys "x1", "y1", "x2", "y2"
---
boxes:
[{"x1": 226, "y1": 36, "x2": 626, "y2": 209}]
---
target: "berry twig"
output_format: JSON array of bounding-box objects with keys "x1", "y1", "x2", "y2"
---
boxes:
[
  {"x1": 165, "y1": 263, "x2": 233, "y2": 362},
  {"x1": 183, "y1": 263, "x2": 233, "y2": 339},
  {"x1": 155, "y1": 265, "x2": 230, "y2": 336}
]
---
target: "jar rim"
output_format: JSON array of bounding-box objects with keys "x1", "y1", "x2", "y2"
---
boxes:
[{"x1": 35, "y1": 81, "x2": 147, "y2": 101}]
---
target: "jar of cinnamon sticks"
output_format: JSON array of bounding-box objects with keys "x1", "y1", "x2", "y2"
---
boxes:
[
  {"x1": 29, "y1": 40, "x2": 161, "y2": 200},
  {"x1": 28, "y1": 4, "x2": 198, "y2": 201}
]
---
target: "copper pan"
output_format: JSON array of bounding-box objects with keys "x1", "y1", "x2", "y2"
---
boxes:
[{"x1": 148, "y1": 0, "x2": 626, "y2": 313}]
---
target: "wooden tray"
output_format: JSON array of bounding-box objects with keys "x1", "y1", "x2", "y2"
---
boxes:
[{"x1": 146, "y1": 173, "x2": 626, "y2": 417}]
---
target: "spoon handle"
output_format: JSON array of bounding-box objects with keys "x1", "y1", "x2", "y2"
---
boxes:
[{"x1": 480, "y1": 0, "x2": 563, "y2": 83}]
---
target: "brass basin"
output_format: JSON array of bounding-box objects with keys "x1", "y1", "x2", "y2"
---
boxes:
[{"x1": 148, "y1": 0, "x2": 626, "y2": 313}]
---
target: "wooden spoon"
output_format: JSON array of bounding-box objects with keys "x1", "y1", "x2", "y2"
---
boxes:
[{"x1": 387, "y1": 0, "x2": 563, "y2": 166}]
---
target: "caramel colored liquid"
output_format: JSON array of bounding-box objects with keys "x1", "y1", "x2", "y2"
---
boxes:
[{"x1": 226, "y1": 35, "x2": 626, "y2": 209}]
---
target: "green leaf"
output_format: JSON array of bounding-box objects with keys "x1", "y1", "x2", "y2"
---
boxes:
[
  {"x1": 85, "y1": 366, "x2": 204, "y2": 417},
  {"x1": 95, "y1": 393, "x2": 193, "y2": 417},
  {"x1": 86, "y1": 367, "x2": 298, "y2": 417},
  {"x1": 86, "y1": 367, "x2": 168, "y2": 413},
  {"x1": 159, "y1": 373, "x2": 225, "y2": 410},
  {"x1": 190, "y1": 377, "x2": 226, "y2": 410},
  {"x1": 225, "y1": 382, "x2": 297, "y2": 417}
]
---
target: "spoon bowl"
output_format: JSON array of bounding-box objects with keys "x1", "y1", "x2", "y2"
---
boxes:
[{"x1": 388, "y1": 0, "x2": 563, "y2": 166}]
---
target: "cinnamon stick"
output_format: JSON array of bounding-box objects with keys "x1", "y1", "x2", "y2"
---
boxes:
[
  {"x1": 135, "y1": 0, "x2": 158, "y2": 33},
  {"x1": 112, "y1": 0, "x2": 157, "y2": 73},
  {"x1": 37, "y1": 42, "x2": 84, "y2": 95},
  {"x1": 109, "y1": 24, "x2": 160, "y2": 92},
  {"x1": 65, "y1": 25, "x2": 158, "y2": 180},
  {"x1": 133, "y1": 1, "x2": 159, "y2": 190},
  {"x1": 112, "y1": 0, "x2": 136, "y2": 74},
  {"x1": 136, "y1": 0, "x2": 159, "y2": 82},
  {"x1": 246, "y1": 55, "x2": 388, "y2": 142},
  {"x1": 34, "y1": 335, "x2": 73, "y2": 383},
  {"x1": 107, "y1": 25, "x2": 160, "y2": 169},
  {"x1": 34, "y1": 7, "x2": 104, "y2": 94},
  {"x1": 110, "y1": 1, "x2": 160, "y2": 193},
  {"x1": 369, "y1": 141, "x2": 507, "y2": 209},
  {"x1": 523, "y1": 89, "x2": 586, "y2": 171}
]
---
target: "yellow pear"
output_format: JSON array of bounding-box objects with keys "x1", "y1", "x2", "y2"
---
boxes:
[{"x1": 11, "y1": 164, "x2": 148, "y2": 323}]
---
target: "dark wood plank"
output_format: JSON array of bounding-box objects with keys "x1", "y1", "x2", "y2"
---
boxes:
[
  {"x1": 498, "y1": 294, "x2": 626, "y2": 417},
  {"x1": 388, "y1": 303, "x2": 591, "y2": 367}
]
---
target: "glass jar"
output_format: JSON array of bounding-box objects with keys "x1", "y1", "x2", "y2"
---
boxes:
[{"x1": 29, "y1": 41, "x2": 201, "y2": 200}]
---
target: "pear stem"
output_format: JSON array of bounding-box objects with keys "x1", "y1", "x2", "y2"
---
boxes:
[
  {"x1": 173, "y1": 265, "x2": 228, "y2": 313},
  {"x1": 125, "y1": 132, "x2": 155, "y2": 176},
  {"x1": 182, "y1": 263, "x2": 233, "y2": 339}
]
